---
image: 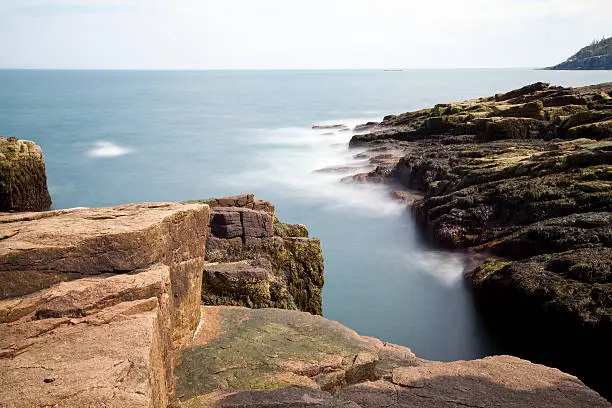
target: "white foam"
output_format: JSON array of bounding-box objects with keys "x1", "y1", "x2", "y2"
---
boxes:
[
  {"x1": 229, "y1": 118, "x2": 468, "y2": 284},
  {"x1": 411, "y1": 250, "x2": 468, "y2": 287},
  {"x1": 227, "y1": 118, "x2": 408, "y2": 215},
  {"x1": 88, "y1": 141, "x2": 133, "y2": 158}
]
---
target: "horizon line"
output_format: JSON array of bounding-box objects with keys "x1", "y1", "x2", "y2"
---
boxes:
[{"x1": 0, "y1": 67, "x2": 544, "y2": 72}]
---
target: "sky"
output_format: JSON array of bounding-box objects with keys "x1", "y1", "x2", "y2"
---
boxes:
[{"x1": 1, "y1": 0, "x2": 611, "y2": 69}]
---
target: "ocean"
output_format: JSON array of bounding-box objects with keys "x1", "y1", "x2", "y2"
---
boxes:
[{"x1": 1, "y1": 68, "x2": 610, "y2": 361}]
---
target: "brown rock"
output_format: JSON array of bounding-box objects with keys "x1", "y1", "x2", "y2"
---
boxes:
[
  {"x1": 391, "y1": 190, "x2": 424, "y2": 205},
  {"x1": 209, "y1": 207, "x2": 274, "y2": 241},
  {"x1": 0, "y1": 264, "x2": 170, "y2": 323},
  {"x1": 173, "y1": 306, "x2": 406, "y2": 406},
  {"x1": 0, "y1": 202, "x2": 210, "y2": 347},
  {"x1": 344, "y1": 356, "x2": 610, "y2": 407},
  {"x1": 242, "y1": 208, "x2": 274, "y2": 238},
  {"x1": 0, "y1": 137, "x2": 52, "y2": 212},
  {"x1": 202, "y1": 259, "x2": 282, "y2": 308},
  {"x1": 0, "y1": 265, "x2": 173, "y2": 408},
  {"x1": 173, "y1": 306, "x2": 609, "y2": 408},
  {"x1": 205, "y1": 203, "x2": 324, "y2": 315},
  {"x1": 189, "y1": 194, "x2": 275, "y2": 215}
]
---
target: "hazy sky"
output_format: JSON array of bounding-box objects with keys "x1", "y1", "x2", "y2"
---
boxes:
[{"x1": 1, "y1": 0, "x2": 611, "y2": 69}]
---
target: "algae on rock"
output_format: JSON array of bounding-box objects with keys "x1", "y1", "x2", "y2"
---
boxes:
[
  {"x1": 199, "y1": 194, "x2": 325, "y2": 315},
  {"x1": 0, "y1": 137, "x2": 52, "y2": 211}
]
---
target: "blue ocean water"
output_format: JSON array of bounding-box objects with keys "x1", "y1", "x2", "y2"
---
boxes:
[{"x1": 1, "y1": 69, "x2": 610, "y2": 361}]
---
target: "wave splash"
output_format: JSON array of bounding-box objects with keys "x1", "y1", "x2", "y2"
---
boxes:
[
  {"x1": 227, "y1": 119, "x2": 406, "y2": 216},
  {"x1": 88, "y1": 141, "x2": 133, "y2": 158}
]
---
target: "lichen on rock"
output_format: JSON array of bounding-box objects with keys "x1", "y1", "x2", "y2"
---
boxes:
[
  {"x1": 197, "y1": 194, "x2": 325, "y2": 315},
  {"x1": 345, "y1": 81, "x2": 612, "y2": 399},
  {"x1": 0, "y1": 137, "x2": 52, "y2": 211}
]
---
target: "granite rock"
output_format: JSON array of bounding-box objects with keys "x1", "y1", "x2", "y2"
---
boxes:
[
  {"x1": 0, "y1": 202, "x2": 210, "y2": 347},
  {"x1": 172, "y1": 306, "x2": 610, "y2": 408}
]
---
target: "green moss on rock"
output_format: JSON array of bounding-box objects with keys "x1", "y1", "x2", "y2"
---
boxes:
[
  {"x1": 273, "y1": 222, "x2": 309, "y2": 238},
  {"x1": 0, "y1": 138, "x2": 52, "y2": 211}
]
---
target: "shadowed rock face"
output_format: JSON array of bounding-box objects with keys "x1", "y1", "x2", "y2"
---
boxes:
[
  {"x1": 0, "y1": 137, "x2": 52, "y2": 212},
  {"x1": 343, "y1": 82, "x2": 612, "y2": 399},
  {"x1": 190, "y1": 194, "x2": 325, "y2": 315},
  {"x1": 172, "y1": 306, "x2": 610, "y2": 408}
]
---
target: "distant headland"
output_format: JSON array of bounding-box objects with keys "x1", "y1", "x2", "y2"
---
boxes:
[{"x1": 547, "y1": 36, "x2": 612, "y2": 70}]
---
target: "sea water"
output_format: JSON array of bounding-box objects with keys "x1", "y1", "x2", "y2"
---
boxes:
[{"x1": 1, "y1": 69, "x2": 610, "y2": 361}]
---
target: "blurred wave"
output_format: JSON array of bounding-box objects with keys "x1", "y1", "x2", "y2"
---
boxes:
[
  {"x1": 88, "y1": 141, "x2": 132, "y2": 158},
  {"x1": 227, "y1": 119, "x2": 407, "y2": 216}
]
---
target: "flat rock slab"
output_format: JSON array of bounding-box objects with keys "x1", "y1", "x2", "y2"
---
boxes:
[
  {"x1": 173, "y1": 306, "x2": 610, "y2": 408},
  {"x1": 174, "y1": 306, "x2": 415, "y2": 406},
  {"x1": 343, "y1": 357, "x2": 611, "y2": 407},
  {"x1": 0, "y1": 202, "x2": 210, "y2": 346},
  {"x1": 0, "y1": 264, "x2": 170, "y2": 323}
]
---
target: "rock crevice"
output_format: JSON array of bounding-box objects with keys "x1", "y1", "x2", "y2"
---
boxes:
[{"x1": 343, "y1": 81, "x2": 612, "y2": 400}]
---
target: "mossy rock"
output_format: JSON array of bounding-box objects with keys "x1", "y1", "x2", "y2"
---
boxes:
[
  {"x1": 274, "y1": 222, "x2": 309, "y2": 238},
  {"x1": 490, "y1": 100, "x2": 545, "y2": 120},
  {"x1": 0, "y1": 138, "x2": 52, "y2": 211},
  {"x1": 566, "y1": 119, "x2": 612, "y2": 140},
  {"x1": 174, "y1": 306, "x2": 392, "y2": 404}
]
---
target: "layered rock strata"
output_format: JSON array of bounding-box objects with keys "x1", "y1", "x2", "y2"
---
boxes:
[
  {"x1": 0, "y1": 137, "x2": 51, "y2": 212},
  {"x1": 0, "y1": 198, "x2": 608, "y2": 406},
  {"x1": 344, "y1": 82, "x2": 612, "y2": 399},
  {"x1": 0, "y1": 203, "x2": 209, "y2": 407},
  {"x1": 190, "y1": 194, "x2": 324, "y2": 315}
]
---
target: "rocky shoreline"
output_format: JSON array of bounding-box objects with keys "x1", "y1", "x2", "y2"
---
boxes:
[
  {"x1": 0, "y1": 89, "x2": 611, "y2": 408},
  {"x1": 337, "y1": 81, "x2": 612, "y2": 400}
]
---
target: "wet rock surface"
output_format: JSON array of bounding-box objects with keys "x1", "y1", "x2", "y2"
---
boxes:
[
  {"x1": 0, "y1": 137, "x2": 51, "y2": 212},
  {"x1": 344, "y1": 82, "x2": 612, "y2": 399},
  {"x1": 172, "y1": 306, "x2": 609, "y2": 408}
]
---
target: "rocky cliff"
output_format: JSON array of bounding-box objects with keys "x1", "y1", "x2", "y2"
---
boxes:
[
  {"x1": 0, "y1": 137, "x2": 52, "y2": 212},
  {"x1": 190, "y1": 193, "x2": 324, "y2": 315},
  {"x1": 344, "y1": 81, "x2": 612, "y2": 399},
  {"x1": 4, "y1": 201, "x2": 608, "y2": 407},
  {"x1": 0, "y1": 203, "x2": 210, "y2": 407},
  {"x1": 0, "y1": 139, "x2": 610, "y2": 406},
  {"x1": 548, "y1": 37, "x2": 612, "y2": 70}
]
